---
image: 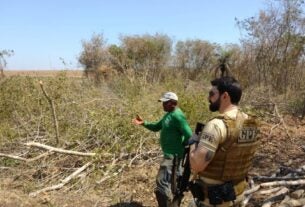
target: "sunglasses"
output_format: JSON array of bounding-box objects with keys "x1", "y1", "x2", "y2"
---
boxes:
[{"x1": 209, "y1": 91, "x2": 215, "y2": 97}]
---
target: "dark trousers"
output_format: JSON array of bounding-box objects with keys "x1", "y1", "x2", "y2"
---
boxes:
[{"x1": 154, "y1": 157, "x2": 182, "y2": 207}]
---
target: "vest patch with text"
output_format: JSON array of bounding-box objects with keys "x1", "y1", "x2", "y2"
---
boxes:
[{"x1": 239, "y1": 127, "x2": 258, "y2": 143}]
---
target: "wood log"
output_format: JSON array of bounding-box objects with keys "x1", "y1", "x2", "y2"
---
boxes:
[
  {"x1": 290, "y1": 189, "x2": 304, "y2": 199},
  {"x1": 241, "y1": 194, "x2": 252, "y2": 207},
  {"x1": 278, "y1": 195, "x2": 290, "y2": 207},
  {"x1": 259, "y1": 187, "x2": 281, "y2": 195},
  {"x1": 254, "y1": 176, "x2": 305, "y2": 182},
  {"x1": 278, "y1": 166, "x2": 305, "y2": 176},
  {"x1": 261, "y1": 179, "x2": 305, "y2": 187},
  {"x1": 278, "y1": 198, "x2": 305, "y2": 207},
  {"x1": 261, "y1": 187, "x2": 289, "y2": 207},
  {"x1": 244, "y1": 185, "x2": 261, "y2": 196}
]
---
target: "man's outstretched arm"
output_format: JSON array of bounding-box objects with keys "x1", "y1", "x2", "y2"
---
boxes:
[{"x1": 132, "y1": 114, "x2": 162, "y2": 132}]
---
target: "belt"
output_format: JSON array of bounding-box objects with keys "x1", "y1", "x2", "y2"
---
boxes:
[{"x1": 202, "y1": 180, "x2": 247, "y2": 196}]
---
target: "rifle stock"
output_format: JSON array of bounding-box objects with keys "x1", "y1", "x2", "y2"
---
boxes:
[{"x1": 171, "y1": 155, "x2": 178, "y2": 195}]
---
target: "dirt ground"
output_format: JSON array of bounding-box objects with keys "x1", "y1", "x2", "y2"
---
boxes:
[{"x1": 1, "y1": 116, "x2": 305, "y2": 207}]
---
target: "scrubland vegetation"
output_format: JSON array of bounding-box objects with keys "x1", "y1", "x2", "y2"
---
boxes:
[{"x1": 1, "y1": 0, "x2": 305, "y2": 206}]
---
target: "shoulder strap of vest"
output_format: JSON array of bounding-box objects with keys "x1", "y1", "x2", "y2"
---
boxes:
[{"x1": 218, "y1": 111, "x2": 246, "y2": 152}]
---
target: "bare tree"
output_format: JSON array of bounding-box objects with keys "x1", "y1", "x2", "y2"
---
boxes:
[
  {"x1": 237, "y1": 0, "x2": 305, "y2": 93},
  {"x1": 0, "y1": 49, "x2": 14, "y2": 78}
]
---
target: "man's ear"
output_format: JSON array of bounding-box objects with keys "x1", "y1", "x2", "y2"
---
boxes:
[
  {"x1": 222, "y1": 92, "x2": 232, "y2": 102},
  {"x1": 222, "y1": 92, "x2": 229, "y2": 100}
]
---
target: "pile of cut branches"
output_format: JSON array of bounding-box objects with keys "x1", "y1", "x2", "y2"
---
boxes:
[
  {"x1": 0, "y1": 140, "x2": 162, "y2": 199},
  {"x1": 245, "y1": 166, "x2": 305, "y2": 207}
]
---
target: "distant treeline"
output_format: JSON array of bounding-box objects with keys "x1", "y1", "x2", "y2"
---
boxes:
[{"x1": 79, "y1": 0, "x2": 305, "y2": 95}]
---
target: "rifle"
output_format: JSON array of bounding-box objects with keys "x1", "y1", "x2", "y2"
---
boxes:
[
  {"x1": 171, "y1": 154, "x2": 179, "y2": 195},
  {"x1": 171, "y1": 122, "x2": 205, "y2": 206}
]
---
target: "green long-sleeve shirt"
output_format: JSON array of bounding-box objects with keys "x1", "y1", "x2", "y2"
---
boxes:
[{"x1": 143, "y1": 107, "x2": 192, "y2": 158}]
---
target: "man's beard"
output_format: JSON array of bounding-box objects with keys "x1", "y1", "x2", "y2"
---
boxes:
[{"x1": 209, "y1": 97, "x2": 221, "y2": 112}]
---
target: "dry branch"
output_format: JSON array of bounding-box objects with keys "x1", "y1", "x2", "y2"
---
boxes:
[
  {"x1": 274, "y1": 105, "x2": 291, "y2": 138},
  {"x1": 0, "y1": 153, "x2": 27, "y2": 161},
  {"x1": 25, "y1": 142, "x2": 99, "y2": 157},
  {"x1": 259, "y1": 187, "x2": 282, "y2": 195},
  {"x1": 278, "y1": 166, "x2": 305, "y2": 176},
  {"x1": 0, "y1": 151, "x2": 53, "y2": 162},
  {"x1": 254, "y1": 176, "x2": 305, "y2": 182},
  {"x1": 39, "y1": 80, "x2": 60, "y2": 145},
  {"x1": 128, "y1": 149, "x2": 160, "y2": 167},
  {"x1": 268, "y1": 123, "x2": 280, "y2": 139},
  {"x1": 241, "y1": 194, "x2": 252, "y2": 207},
  {"x1": 278, "y1": 198, "x2": 305, "y2": 207},
  {"x1": 0, "y1": 166, "x2": 11, "y2": 170},
  {"x1": 27, "y1": 151, "x2": 54, "y2": 162},
  {"x1": 279, "y1": 195, "x2": 291, "y2": 206},
  {"x1": 245, "y1": 185, "x2": 261, "y2": 196},
  {"x1": 260, "y1": 179, "x2": 305, "y2": 187},
  {"x1": 261, "y1": 187, "x2": 289, "y2": 207},
  {"x1": 29, "y1": 161, "x2": 92, "y2": 197},
  {"x1": 290, "y1": 189, "x2": 304, "y2": 199},
  {"x1": 96, "y1": 163, "x2": 126, "y2": 184}
]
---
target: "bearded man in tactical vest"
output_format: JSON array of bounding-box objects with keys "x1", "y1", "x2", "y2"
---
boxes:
[{"x1": 189, "y1": 76, "x2": 259, "y2": 207}]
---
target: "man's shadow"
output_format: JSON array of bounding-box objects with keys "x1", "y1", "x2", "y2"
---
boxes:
[{"x1": 109, "y1": 201, "x2": 145, "y2": 207}]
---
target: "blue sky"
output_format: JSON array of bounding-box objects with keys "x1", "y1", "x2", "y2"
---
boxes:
[{"x1": 1, "y1": 0, "x2": 266, "y2": 70}]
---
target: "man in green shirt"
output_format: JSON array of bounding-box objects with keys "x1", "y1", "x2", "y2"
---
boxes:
[{"x1": 133, "y1": 92, "x2": 192, "y2": 207}]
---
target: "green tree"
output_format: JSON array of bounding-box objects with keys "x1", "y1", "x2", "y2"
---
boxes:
[
  {"x1": 118, "y1": 33, "x2": 172, "y2": 83},
  {"x1": 174, "y1": 40, "x2": 218, "y2": 80},
  {"x1": 108, "y1": 44, "x2": 130, "y2": 74},
  {"x1": 174, "y1": 40, "x2": 217, "y2": 71}
]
